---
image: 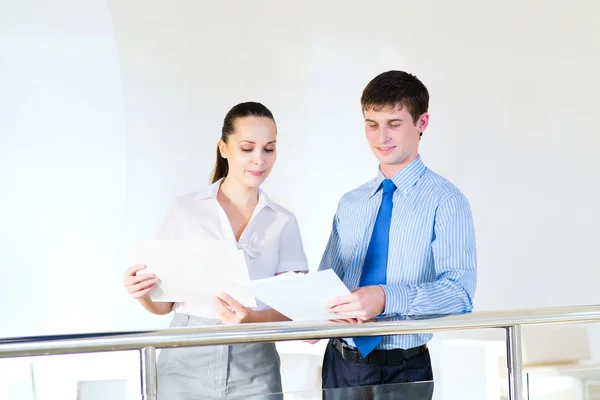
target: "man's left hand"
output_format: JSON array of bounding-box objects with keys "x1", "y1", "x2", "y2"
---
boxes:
[{"x1": 326, "y1": 285, "x2": 386, "y2": 320}]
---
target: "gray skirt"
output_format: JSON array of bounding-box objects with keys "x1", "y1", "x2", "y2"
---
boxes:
[{"x1": 156, "y1": 313, "x2": 283, "y2": 400}]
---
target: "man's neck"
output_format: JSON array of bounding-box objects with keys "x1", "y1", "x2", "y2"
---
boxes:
[{"x1": 379, "y1": 155, "x2": 418, "y2": 178}]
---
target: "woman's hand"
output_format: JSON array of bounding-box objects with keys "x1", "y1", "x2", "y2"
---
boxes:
[
  {"x1": 123, "y1": 264, "x2": 158, "y2": 299},
  {"x1": 213, "y1": 292, "x2": 256, "y2": 324}
]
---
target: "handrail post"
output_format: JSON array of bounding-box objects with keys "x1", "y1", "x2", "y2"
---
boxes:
[
  {"x1": 140, "y1": 346, "x2": 157, "y2": 400},
  {"x1": 506, "y1": 325, "x2": 524, "y2": 400}
]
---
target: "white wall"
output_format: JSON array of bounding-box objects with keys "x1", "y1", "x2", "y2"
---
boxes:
[
  {"x1": 0, "y1": 0, "x2": 130, "y2": 336},
  {"x1": 109, "y1": 0, "x2": 600, "y2": 328},
  {"x1": 1, "y1": 0, "x2": 600, "y2": 398}
]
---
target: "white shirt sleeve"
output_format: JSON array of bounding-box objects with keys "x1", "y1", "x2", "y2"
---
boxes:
[{"x1": 277, "y1": 215, "x2": 309, "y2": 273}]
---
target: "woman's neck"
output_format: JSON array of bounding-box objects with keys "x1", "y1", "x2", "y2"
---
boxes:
[{"x1": 218, "y1": 176, "x2": 258, "y2": 208}]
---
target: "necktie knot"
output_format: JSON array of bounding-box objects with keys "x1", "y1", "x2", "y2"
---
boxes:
[{"x1": 382, "y1": 179, "x2": 396, "y2": 194}]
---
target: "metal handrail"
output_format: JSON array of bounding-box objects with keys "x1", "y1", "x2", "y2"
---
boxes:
[
  {"x1": 1, "y1": 305, "x2": 599, "y2": 400},
  {"x1": 1, "y1": 305, "x2": 599, "y2": 357}
]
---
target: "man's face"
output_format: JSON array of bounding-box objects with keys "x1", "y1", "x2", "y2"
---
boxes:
[{"x1": 364, "y1": 104, "x2": 429, "y2": 177}]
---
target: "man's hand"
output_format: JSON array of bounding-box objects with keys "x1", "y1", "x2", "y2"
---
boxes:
[
  {"x1": 326, "y1": 286, "x2": 386, "y2": 320},
  {"x1": 212, "y1": 293, "x2": 255, "y2": 324},
  {"x1": 329, "y1": 318, "x2": 366, "y2": 324}
]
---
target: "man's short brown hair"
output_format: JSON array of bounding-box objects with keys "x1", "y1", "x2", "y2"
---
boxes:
[{"x1": 361, "y1": 70, "x2": 430, "y2": 127}]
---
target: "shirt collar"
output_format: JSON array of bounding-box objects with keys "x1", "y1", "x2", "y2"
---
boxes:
[
  {"x1": 195, "y1": 178, "x2": 274, "y2": 212},
  {"x1": 369, "y1": 155, "x2": 427, "y2": 197}
]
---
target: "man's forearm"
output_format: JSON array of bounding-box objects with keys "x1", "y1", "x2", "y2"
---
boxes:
[{"x1": 381, "y1": 277, "x2": 474, "y2": 317}]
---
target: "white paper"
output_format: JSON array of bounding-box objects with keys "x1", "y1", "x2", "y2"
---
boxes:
[
  {"x1": 131, "y1": 239, "x2": 256, "y2": 307},
  {"x1": 245, "y1": 269, "x2": 350, "y2": 321}
]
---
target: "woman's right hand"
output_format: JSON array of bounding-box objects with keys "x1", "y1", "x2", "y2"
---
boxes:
[{"x1": 123, "y1": 264, "x2": 159, "y2": 300}]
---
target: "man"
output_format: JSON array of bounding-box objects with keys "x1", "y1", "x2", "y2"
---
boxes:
[{"x1": 319, "y1": 70, "x2": 477, "y2": 399}]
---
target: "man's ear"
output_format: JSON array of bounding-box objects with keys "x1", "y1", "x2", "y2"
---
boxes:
[{"x1": 417, "y1": 112, "x2": 430, "y2": 137}]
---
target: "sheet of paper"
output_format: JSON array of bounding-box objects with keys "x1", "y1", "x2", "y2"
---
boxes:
[
  {"x1": 131, "y1": 239, "x2": 256, "y2": 307},
  {"x1": 245, "y1": 269, "x2": 350, "y2": 321}
]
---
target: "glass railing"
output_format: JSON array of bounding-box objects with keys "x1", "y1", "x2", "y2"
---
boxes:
[
  {"x1": 0, "y1": 350, "x2": 434, "y2": 400},
  {"x1": 228, "y1": 381, "x2": 435, "y2": 400},
  {"x1": 3, "y1": 345, "x2": 600, "y2": 399},
  {"x1": 526, "y1": 366, "x2": 600, "y2": 400},
  {"x1": 2, "y1": 306, "x2": 600, "y2": 400},
  {"x1": 0, "y1": 351, "x2": 141, "y2": 400},
  {"x1": 0, "y1": 368, "x2": 433, "y2": 400}
]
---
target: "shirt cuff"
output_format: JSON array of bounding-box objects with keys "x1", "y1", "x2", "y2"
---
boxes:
[{"x1": 380, "y1": 284, "x2": 412, "y2": 316}]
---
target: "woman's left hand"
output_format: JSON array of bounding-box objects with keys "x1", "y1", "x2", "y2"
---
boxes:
[{"x1": 213, "y1": 292, "x2": 255, "y2": 324}]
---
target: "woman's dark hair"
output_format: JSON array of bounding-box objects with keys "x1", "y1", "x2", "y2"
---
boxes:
[{"x1": 211, "y1": 102, "x2": 275, "y2": 184}]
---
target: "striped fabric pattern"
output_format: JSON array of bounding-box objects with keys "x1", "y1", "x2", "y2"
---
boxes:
[{"x1": 319, "y1": 156, "x2": 477, "y2": 350}]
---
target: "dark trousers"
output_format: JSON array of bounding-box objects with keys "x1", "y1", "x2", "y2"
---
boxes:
[{"x1": 321, "y1": 340, "x2": 434, "y2": 400}]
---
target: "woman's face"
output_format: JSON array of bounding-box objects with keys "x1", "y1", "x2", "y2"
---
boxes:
[{"x1": 219, "y1": 116, "x2": 277, "y2": 188}]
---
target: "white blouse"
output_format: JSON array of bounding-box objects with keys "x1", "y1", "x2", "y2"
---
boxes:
[{"x1": 156, "y1": 178, "x2": 309, "y2": 318}]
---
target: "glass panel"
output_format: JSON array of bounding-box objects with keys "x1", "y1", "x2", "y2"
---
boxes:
[
  {"x1": 0, "y1": 358, "x2": 36, "y2": 400},
  {"x1": 227, "y1": 381, "x2": 435, "y2": 400},
  {"x1": 0, "y1": 358, "x2": 433, "y2": 400},
  {"x1": 0, "y1": 351, "x2": 140, "y2": 400},
  {"x1": 527, "y1": 366, "x2": 600, "y2": 400}
]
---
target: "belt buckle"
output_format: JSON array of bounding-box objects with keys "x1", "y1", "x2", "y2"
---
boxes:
[
  {"x1": 347, "y1": 344, "x2": 364, "y2": 364},
  {"x1": 351, "y1": 348, "x2": 361, "y2": 363},
  {"x1": 339, "y1": 341, "x2": 358, "y2": 363},
  {"x1": 341, "y1": 343, "x2": 353, "y2": 362}
]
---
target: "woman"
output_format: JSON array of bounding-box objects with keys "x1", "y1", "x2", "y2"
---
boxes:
[{"x1": 123, "y1": 102, "x2": 308, "y2": 399}]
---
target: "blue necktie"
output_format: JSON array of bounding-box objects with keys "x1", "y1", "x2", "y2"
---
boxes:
[{"x1": 353, "y1": 179, "x2": 396, "y2": 357}]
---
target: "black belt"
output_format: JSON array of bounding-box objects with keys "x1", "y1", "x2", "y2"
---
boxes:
[{"x1": 332, "y1": 338, "x2": 427, "y2": 365}]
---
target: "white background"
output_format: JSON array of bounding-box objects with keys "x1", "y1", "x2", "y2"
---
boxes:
[{"x1": 1, "y1": 0, "x2": 599, "y2": 398}]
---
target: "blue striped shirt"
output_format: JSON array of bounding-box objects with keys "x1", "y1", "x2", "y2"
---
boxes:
[{"x1": 319, "y1": 156, "x2": 477, "y2": 350}]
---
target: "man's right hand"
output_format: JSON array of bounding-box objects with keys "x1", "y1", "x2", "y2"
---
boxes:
[
  {"x1": 123, "y1": 264, "x2": 158, "y2": 299},
  {"x1": 330, "y1": 318, "x2": 364, "y2": 324}
]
